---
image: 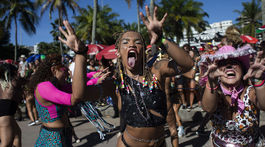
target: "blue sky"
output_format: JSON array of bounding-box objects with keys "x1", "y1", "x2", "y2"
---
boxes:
[{"x1": 10, "y1": 0, "x2": 248, "y2": 46}]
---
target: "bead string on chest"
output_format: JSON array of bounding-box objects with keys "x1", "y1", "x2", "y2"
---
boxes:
[{"x1": 116, "y1": 71, "x2": 159, "y2": 121}]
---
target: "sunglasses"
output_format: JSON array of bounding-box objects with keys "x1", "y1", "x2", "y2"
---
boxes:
[{"x1": 217, "y1": 59, "x2": 241, "y2": 67}]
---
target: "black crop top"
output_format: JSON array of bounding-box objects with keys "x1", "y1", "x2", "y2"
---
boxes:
[
  {"x1": 120, "y1": 75, "x2": 167, "y2": 127},
  {"x1": 0, "y1": 99, "x2": 18, "y2": 117}
]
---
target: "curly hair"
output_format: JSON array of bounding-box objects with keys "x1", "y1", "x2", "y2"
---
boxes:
[
  {"x1": 114, "y1": 31, "x2": 153, "y2": 87},
  {"x1": 27, "y1": 53, "x2": 63, "y2": 94},
  {"x1": 225, "y1": 26, "x2": 243, "y2": 48}
]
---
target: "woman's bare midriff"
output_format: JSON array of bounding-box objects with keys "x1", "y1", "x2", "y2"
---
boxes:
[
  {"x1": 118, "y1": 125, "x2": 165, "y2": 147},
  {"x1": 42, "y1": 114, "x2": 69, "y2": 128}
]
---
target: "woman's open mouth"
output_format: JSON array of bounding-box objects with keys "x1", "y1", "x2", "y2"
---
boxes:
[
  {"x1": 127, "y1": 49, "x2": 137, "y2": 68},
  {"x1": 225, "y1": 70, "x2": 236, "y2": 79}
]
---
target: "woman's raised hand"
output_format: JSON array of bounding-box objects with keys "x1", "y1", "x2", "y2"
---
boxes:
[
  {"x1": 201, "y1": 57, "x2": 226, "y2": 82},
  {"x1": 243, "y1": 51, "x2": 265, "y2": 80},
  {"x1": 58, "y1": 20, "x2": 86, "y2": 53},
  {"x1": 140, "y1": 6, "x2": 167, "y2": 45}
]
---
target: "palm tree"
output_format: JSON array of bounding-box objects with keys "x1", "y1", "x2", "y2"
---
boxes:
[
  {"x1": 0, "y1": 0, "x2": 38, "y2": 61},
  {"x1": 74, "y1": 5, "x2": 124, "y2": 45},
  {"x1": 124, "y1": 0, "x2": 146, "y2": 32},
  {"x1": 91, "y1": 0, "x2": 98, "y2": 44},
  {"x1": 262, "y1": 0, "x2": 265, "y2": 39},
  {"x1": 159, "y1": 0, "x2": 209, "y2": 44},
  {"x1": 36, "y1": 0, "x2": 80, "y2": 55},
  {"x1": 50, "y1": 19, "x2": 60, "y2": 41},
  {"x1": 234, "y1": 0, "x2": 261, "y2": 37},
  {"x1": 0, "y1": 21, "x2": 10, "y2": 46},
  {"x1": 149, "y1": 0, "x2": 155, "y2": 18}
]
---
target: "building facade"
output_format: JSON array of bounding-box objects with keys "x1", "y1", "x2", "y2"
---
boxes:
[{"x1": 179, "y1": 20, "x2": 233, "y2": 48}]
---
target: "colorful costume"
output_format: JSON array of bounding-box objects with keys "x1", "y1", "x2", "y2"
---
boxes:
[
  {"x1": 118, "y1": 74, "x2": 167, "y2": 146},
  {"x1": 211, "y1": 86, "x2": 261, "y2": 146},
  {"x1": 199, "y1": 45, "x2": 265, "y2": 146},
  {"x1": 35, "y1": 81, "x2": 72, "y2": 147}
]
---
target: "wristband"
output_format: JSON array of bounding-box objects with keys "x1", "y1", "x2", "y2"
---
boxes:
[
  {"x1": 161, "y1": 38, "x2": 166, "y2": 44},
  {"x1": 158, "y1": 38, "x2": 167, "y2": 52},
  {"x1": 253, "y1": 80, "x2": 265, "y2": 87},
  {"x1": 74, "y1": 46, "x2": 88, "y2": 55},
  {"x1": 74, "y1": 49, "x2": 87, "y2": 55},
  {"x1": 206, "y1": 83, "x2": 218, "y2": 90}
]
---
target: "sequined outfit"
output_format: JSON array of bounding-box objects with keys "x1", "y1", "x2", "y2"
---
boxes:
[{"x1": 120, "y1": 74, "x2": 167, "y2": 127}]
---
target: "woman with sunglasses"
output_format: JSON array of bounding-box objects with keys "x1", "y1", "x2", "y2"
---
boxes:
[{"x1": 28, "y1": 20, "x2": 111, "y2": 147}]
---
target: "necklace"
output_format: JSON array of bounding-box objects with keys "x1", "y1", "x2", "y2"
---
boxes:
[{"x1": 128, "y1": 76, "x2": 151, "y2": 122}]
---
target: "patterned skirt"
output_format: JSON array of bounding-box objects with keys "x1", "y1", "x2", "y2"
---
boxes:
[{"x1": 35, "y1": 125, "x2": 72, "y2": 147}]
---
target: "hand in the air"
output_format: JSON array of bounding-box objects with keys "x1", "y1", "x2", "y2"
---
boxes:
[
  {"x1": 200, "y1": 57, "x2": 227, "y2": 82},
  {"x1": 58, "y1": 20, "x2": 86, "y2": 53},
  {"x1": 243, "y1": 51, "x2": 265, "y2": 80},
  {"x1": 140, "y1": 6, "x2": 167, "y2": 45}
]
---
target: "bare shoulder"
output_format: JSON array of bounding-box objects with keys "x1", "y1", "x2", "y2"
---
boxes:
[{"x1": 153, "y1": 59, "x2": 170, "y2": 70}]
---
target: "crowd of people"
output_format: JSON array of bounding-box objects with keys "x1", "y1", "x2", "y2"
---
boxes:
[{"x1": 0, "y1": 6, "x2": 265, "y2": 147}]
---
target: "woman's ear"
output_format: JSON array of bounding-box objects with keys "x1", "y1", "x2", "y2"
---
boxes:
[{"x1": 50, "y1": 66, "x2": 56, "y2": 75}]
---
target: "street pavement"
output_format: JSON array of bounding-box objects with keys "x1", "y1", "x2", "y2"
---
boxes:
[{"x1": 18, "y1": 108, "x2": 265, "y2": 147}]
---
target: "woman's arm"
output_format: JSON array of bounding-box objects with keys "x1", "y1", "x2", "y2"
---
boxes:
[
  {"x1": 59, "y1": 20, "x2": 87, "y2": 105},
  {"x1": 140, "y1": 6, "x2": 193, "y2": 77},
  {"x1": 244, "y1": 51, "x2": 265, "y2": 110},
  {"x1": 201, "y1": 80, "x2": 219, "y2": 113},
  {"x1": 84, "y1": 78, "x2": 116, "y2": 102},
  {"x1": 200, "y1": 58, "x2": 226, "y2": 112},
  {"x1": 162, "y1": 40, "x2": 194, "y2": 74}
]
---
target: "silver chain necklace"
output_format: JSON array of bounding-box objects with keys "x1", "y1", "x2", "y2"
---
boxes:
[{"x1": 128, "y1": 76, "x2": 151, "y2": 122}]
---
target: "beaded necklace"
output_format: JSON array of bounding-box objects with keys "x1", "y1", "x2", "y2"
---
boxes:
[
  {"x1": 117, "y1": 73, "x2": 158, "y2": 93},
  {"x1": 116, "y1": 73, "x2": 159, "y2": 121}
]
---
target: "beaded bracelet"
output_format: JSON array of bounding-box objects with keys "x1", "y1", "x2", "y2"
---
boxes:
[
  {"x1": 253, "y1": 80, "x2": 265, "y2": 87},
  {"x1": 161, "y1": 38, "x2": 166, "y2": 44},
  {"x1": 206, "y1": 83, "x2": 218, "y2": 90}
]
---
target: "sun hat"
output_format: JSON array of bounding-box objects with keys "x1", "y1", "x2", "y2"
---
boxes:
[{"x1": 199, "y1": 44, "x2": 256, "y2": 70}]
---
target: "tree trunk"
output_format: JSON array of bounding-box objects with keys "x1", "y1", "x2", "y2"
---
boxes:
[
  {"x1": 58, "y1": 8, "x2": 63, "y2": 57},
  {"x1": 91, "y1": 0, "x2": 98, "y2": 44},
  {"x1": 14, "y1": 16, "x2": 18, "y2": 61},
  {"x1": 261, "y1": 0, "x2": 265, "y2": 40},
  {"x1": 137, "y1": 3, "x2": 141, "y2": 32},
  {"x1": 149, "y1": 0, "x2": 155, "y2": 18}
]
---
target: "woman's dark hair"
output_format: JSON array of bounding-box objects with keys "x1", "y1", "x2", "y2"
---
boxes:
[
  {"x1": 0, "y1": 63, "x2": 24, "y2": 102},
  {"x1": 28, "y1": 53, "x2": 62, "y2": 94},
  {"x1": 0, "y1": 63, "x2": 18, "y2": 90},
  {"x1": 183, "y1": 44, "x2": 191, "y2": 52},
  {"x1": 114, "y1": 31, "x2": 153, "y2": 86}
]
